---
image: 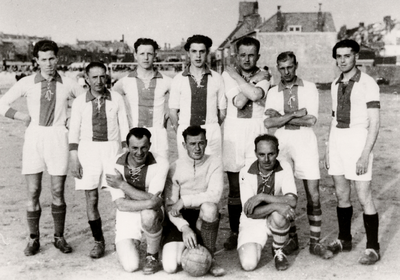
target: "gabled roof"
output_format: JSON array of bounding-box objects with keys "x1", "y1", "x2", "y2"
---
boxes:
[{"x1": 258, "y1": 12, "x2": 336, "y2": 32}]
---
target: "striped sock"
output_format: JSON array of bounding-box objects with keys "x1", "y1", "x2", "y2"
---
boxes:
[
  {"x1": 271, "y1": 224, "x2": 290, "y2": 250},
  {"x1": 289, "y1": 220, "x2": 297, "y2": 238},
  {"x1": 308, "y1": 203, "x2": 322, "y2": 244}
]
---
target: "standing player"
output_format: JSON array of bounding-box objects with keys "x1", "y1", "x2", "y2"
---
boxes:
[
  {"x1": 0, "y1": 40, "x2": 83, "y2": 256},
  {"x1": 325, "y1": 40, "x2": 381, "y2": 265},
  {"x1": 113, "y1": 38, "x2": 171, "y2": 158},
  {"x1": 68, "y1": 62, "x2": 129, "y2": 258},
  {"x1": 222, "y1": 37, "x2": 270, "y2": 250},
  {"x1": 264, "y1": 51, "x2": 332, "y2": 259},
  {"x1": 169, "y1": 35, "x2": 226, "y2": 158},
  {"x1": 238, "y1": 134, "x2": 297, "y2": 271},
  {"x1": 162, "y1": 126, "x2": 225, "y2": 277},
  {"x1": 105, "y1": 128, "x2": 169, "y2": 274}
]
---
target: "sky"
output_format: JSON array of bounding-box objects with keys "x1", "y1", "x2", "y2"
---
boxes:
[{"x1": 1, "y1": 0, "x2": 400, "y2": 49}]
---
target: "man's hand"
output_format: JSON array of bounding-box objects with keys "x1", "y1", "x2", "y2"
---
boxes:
[
  {"x1": 169, "y1": 198, "x2": 184, "y2": 217},
  {"x1": 356, "y1": 152, "x2": 370, "y2": 176},
  {"x1": 23, "y1": 115, "x2": 31, "y2": 127},
  {"x1": 244, "y1": 194, "x2": 265, "y2": 215},
  {"x1": 182, "y1": 225, "x2": 197, "y2": 249},
  {"x1": 149, "y1": 191, "x2": 163, "y2": 209},
  {"x1": 70, "y1": 152, "x2": 83, "y2": 179},
  {"x1": 251, "y1": 70, "x2": 271, "y2": 83},
  {"x1": 293, "y1": 108, "x2": 307, "y2": 118},
  {"x1": 324, "y1": 143, "x2": 330, "y2": 170},
  {"x1": 105, "y1": 168, "x2": 124, "y2": 189},
  {"x1": 265, "y1": 108, "x2": 282, "y2": 118},
  {"x1": 274, "y1": 204, "x2": 296, "y2": 220}
]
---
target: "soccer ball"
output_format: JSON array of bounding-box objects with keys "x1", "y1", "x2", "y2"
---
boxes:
[{"x1": 181, "y1": 245, "x2": 212, "y2": 277}]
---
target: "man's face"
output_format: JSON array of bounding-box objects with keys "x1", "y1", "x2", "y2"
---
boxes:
[
  {"x1": 36, "y1": 50, "x2": 58, "y2": 76},
  {"x1": 335, "y1": 47, "x2": 357, "y2": 74},
  {"x1": 277, "y1": 57, "x2": 297, "y2": 84},
  {"x1": 183, "y1": 133, "x2": 207, "y2": 160},
  {"x1": 236, "y1": 45, "x2": 259, "y2": 72},
  {"x1": 85, "y1": 67, "x2": 106, "y2": 93},
  {"x1": 255, "y1": 140, "x2": 278, "y2": 173},
  {"x1": 135, "y1": 44, "x2": 155, "y2": 70},
  {"x1": 128, "y1": 135, "x2": 151, "y2": 165},
  {"x1": 188, "y1": 43, "x2": 207, "y2": 68}
]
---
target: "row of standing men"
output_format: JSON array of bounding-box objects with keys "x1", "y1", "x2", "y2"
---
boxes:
[{"x1": 0, "y1": 35, "x2": 381, "y2": 276}]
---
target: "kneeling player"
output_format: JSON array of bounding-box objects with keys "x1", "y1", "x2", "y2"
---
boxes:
[
  {"x1": 238, "y1": 134, "x2": 297, "y2": 271},
  {"x1": 162, "y1": 126, "x2": 225, "y2": 277},
  {"x1": 105, "y1": 128, "x2": 169, "y2": 274}
]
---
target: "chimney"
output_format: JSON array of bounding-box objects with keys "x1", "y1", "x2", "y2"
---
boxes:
[
  {"x1": 164, "y1": 43, "x2": 167, "y2": 50},
  {"x1": 238, "y1": 1, "x2": 258, "y2": 24},
  {"x1": 168, "y1": 43, "x2": 171, "y2": 49},
  {"x1": 120, "y1": 34, "x2": 124, "y2": 43},
  {"x1": 317, "y1": 3, "x2": 324, "y2": 32},
  {"x1": 276, "y1": 6, "x2": 284, "y2": 31}
]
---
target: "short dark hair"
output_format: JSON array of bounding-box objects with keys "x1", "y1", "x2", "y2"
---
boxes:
[
  {"x1": 184, "y1": 35, "x2": 213, "y2": 52},
  {"x1": 33, "y1": 40, "x2": 59, "y2": 58},
  {"x1": 85, "y1": 62, "x2": 107, "y2": 74},
  {"x1": 133, "y1": 38, "x2": 160, "y2": 52},
  {"x1": 277, "y1": 51, "x2": 297, "y2": 65},
  {"x1": 332, "y1": 39, "x2": 360, "y2": 59},
  {"x1": 182, "y1": 125, "x2": 206, "y2": 142},
  {"x1": 236, "y1": 37, "x2": 260, "y2": 54},
  {"x1": 254, "y1": 134, "x2": 279, "y2": 152},
  {"x1": 126, "y1": 127, "x2": 152, "y2": 144}
]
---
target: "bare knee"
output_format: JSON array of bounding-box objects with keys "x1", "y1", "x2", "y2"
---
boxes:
[
  {"x1": 270, "y1": 212, "x2": 290, "y2": 229},
  {"x1": 163, "y1": 259, "x2": 178, "y2": 274},
  {"x1": 200, "y1": 202, "x2": 218, "y2": 222},
  {"x1": 121, "y1": 260, "x2": 139, "y2": 273},
  {"x1": 141, "y1": 209, "x2": 161, "y2": 232},
  {"x1": 240, "y1": 257, "x2": 258, "y2": 271}
]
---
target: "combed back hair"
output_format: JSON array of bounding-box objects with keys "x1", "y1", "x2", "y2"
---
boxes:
[
  {"x1": 182, "y1": 125, "x2": 207, "y2": 142},
  {"x1": 184, "y1": 35, "x2": 213, "y2": 52},
  {"x1": 277, "y1": 51, "x2": 297, "y2": 65},
  {"x1": 85, "y1": 62, "x2": 107, "y2": 74},
  {"x1": 236, "y1": 37, "x2": 260, "y2": 54},
  {"x1": 332, "y1": 39, "x2": 360, "y2": 59},
  {"x1": 126, "y1": 127, "x2": 152, "y2": 144},
  {"x1": 134, "y1": 38, "x2": 160, "y2": 52},
  {"x1": 33, "y1": 40, "x2": 59, "y2": 58},
  {"x1": 254, "y1": 134, "x2": 279, "y2": 151}
]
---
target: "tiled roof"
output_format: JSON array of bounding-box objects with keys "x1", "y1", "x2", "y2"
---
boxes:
[{"x1": 219, "y1": 14, "x2": 262, "y2": 48}]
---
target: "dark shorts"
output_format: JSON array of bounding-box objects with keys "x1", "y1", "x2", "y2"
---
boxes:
[{"x1": 162, "y1": 208, "x2": 204, "y2": 246}]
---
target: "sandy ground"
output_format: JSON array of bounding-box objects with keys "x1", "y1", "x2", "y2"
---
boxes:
[{"x1": 0, "y1": 81, "x2": 400, "y2": 280}]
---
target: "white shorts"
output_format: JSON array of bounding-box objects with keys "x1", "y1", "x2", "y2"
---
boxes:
[
  {"x1": 237, "y1": 213, "x2": 271, "y2": 249},
  {"x1": 177, "y1": 123, "x2": 222, "y2": 159},
  {"x1": 275, "y1": 128, "x2": 320, "y2": 180},
  {"x1": 114, "y1": 207, "x2": 164, "y2": 244},
  {"x1": 146, "y1": 126, "x2": 168, "y2": 159},
  {"x1": 75, "y1": 141, "x2": 120, "y2": 190},
  {"x1": 223, "y1": 117, "x2": 266, "y2": 172},
  {"x1": 22, "y1": 126, "x2": 69, "y2": 175},
  {"x1": 328, "y1": 127, "x2": 373, "y2": 181}
]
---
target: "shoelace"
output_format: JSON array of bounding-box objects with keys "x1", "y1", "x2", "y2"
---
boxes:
[{"x1": 274, "y1": 249, "x2": 286, "y2": 261}]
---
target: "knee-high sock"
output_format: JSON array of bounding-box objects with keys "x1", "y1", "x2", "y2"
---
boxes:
[
  {"x1": 144, "y1": 228, "x2": 162, "y2": 255},
  {"x1": 227, "y1": 202, "x2": 241, "y2": 234},
  {"x1": 289, "y1": 219, "x2": 297, "y2": 238},
  {"x1": 308, "y1": 203, "x2": 322, "y2": 244},
  {"x1": 271, "y1": 224, "x2": 290, "y2": 250},
  {"x1": 337, "y1": 206, "x2": 352, "y2": 241},
  {"x1": 201, "y1": 218, "x2": 220, "y2": 256},
  {"x1": 363, "y1": 213, "x2": 379, "y2": 250},
  {"x1": 27, "y1": 209, "x2": 41, "y2": 238},
  {"x1": 52, "y1": 204, "x2": 66, "y2": 237},
  {"x1": 89, "y1": 218, "x2": 104, "y2": 242}
]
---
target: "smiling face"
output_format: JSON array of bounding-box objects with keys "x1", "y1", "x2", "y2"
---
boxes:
[
  {"x1": 255, "y1": 140, "x2": 279, "y2": 173},
  {"x1": 135, "y1": 44, "x2": 156, "y2": 70},
  {"x1": 128, "y1": 135, "x2": 151, "y2": 166},
  {"x1": 85, "y1": 66, "x2": 106, "y2": 94},
  {"x1": 236, "y1": 44, "x2": 259, "y2": 72},
  {"x1": 183, "y1": 133, "x2": 207, "y2": 160},
  {"x1": 36, "y1": 50, "x2": 58, "y2": 77},
  {"x1": 187, "y1": 43, "x2": 207, "y2": 68},
  {"x1": 335, "y1": 47, "x2": 358, "y2": 74},
  {"x1": 277, "y1": 57, "x2": 297, "y2": 84}
]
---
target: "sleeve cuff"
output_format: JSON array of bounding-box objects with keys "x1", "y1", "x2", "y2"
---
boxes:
[
  {"x1": 5, "y1": 108, "x2": 17, "y2": 119},
  {"x1": 69, "y1": 143, "x2": 79, "y2": 151}
]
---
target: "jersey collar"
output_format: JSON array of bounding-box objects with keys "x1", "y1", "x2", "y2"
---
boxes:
[{"x1": 34, "y1": 71, "x2": 63, "y2": 84}]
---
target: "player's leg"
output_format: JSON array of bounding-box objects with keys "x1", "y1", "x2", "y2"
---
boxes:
[
  {"x1": 354, "y1": 180, "x2": 380, "y2": 264},
  {"x1": 85, "y1": 189, "x2": 105, "y2": 259},
  {"x1": 304, "y1": 179, "x2": 333, "y2": 259},
  {"x1": 162, "y1": 241, "x2": 186, "y2": 273},
  {"x1": 225, "y1": 171, "x2": 241, "y2": 250},
  {"x1": 141, "y1": 208, "x2": 163, "y2": 274},
  {"x1": 50, "y1": 175, "x2": 72, "y2": 253},
  {"x1": 269, "y1": 211, "x2": 291, "y2": 271},
  {"x1": 238, "y1": 243, "x2": 262, "y2": 271},
  {"x1": 198, "y1": 202, "x2": 225, "y2": 276},
  {"x1": 24, "y1": 173, "x2": 43, "y2": 256},
  {"x1": 116, "y1": 239, "x2": 141, "y2": 272},
  {"x1": 327, "y1": 175, "x2": 353, "y2": 254}
]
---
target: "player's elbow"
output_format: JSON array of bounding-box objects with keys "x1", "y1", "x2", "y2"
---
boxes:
[{"x1": 263, "y1": 118, "x2": 275, "y2": 129}]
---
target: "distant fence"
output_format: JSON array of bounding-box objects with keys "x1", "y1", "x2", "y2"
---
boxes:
[{"x1": 109, "y1": 62, "x2": 185, "y2": 76}]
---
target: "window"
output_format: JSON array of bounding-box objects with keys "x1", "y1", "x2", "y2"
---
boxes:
[{"x1": 288, "y1": 25, "x2": 302, "y2": 32}]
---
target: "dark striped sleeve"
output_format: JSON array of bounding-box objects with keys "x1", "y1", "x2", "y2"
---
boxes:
[{"x1": 367, "y1": 101, "x2": 380, "y2": 109}]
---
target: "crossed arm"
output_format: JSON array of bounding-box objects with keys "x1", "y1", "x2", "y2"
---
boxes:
[
  {"x1": 244, "y1": 193, "x2": 297, "y2": 220},
  {"x1": 264, "y1": 108, "x2": 316, "y2": 129}
]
